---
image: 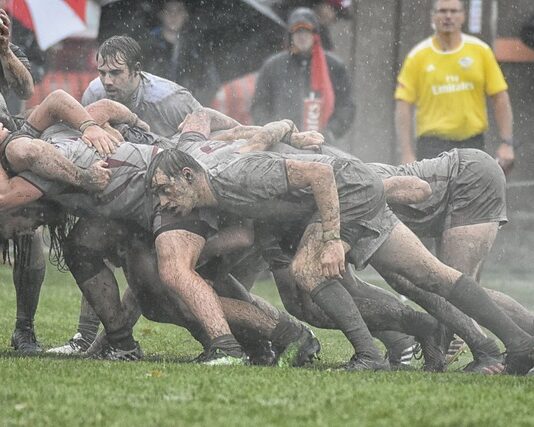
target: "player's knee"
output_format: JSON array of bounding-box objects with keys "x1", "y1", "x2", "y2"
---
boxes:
[
  {"x1": 5, "y1": 139, "x2": 40, "y2": 171},
  {"x1": 64, "y1": 242, "x2": 106, "y2": 284}
]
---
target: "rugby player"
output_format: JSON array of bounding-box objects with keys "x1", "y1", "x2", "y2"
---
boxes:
[{"x1": 146, "y1": 117, "x2": 534, "y2": 374}]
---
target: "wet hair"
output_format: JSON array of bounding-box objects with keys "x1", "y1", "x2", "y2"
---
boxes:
[
  {"x1": 97, "y1": 35, "x2": 142, "y2": 72},
  {"x1": 146, "y1": 148, "x2": 204, "y2": 190},
  {"x1": 145, "y1": 148, "x2": 204, "y2": 209},
  {"x1": 0, "y1": 201, "x2": 74, "y2": 270}
]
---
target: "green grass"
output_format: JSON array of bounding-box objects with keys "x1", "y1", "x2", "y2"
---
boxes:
[{"x1": 0, "y1": 264, "x2": 533, "y2": 427}]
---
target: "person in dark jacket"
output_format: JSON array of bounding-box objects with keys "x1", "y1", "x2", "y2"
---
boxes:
[
  {"x1": 141, "y1": 0, "x2": 219, "y2": 105},
  {"x1": 251, "y1": 7, "x2": 354, "y2": 144}
]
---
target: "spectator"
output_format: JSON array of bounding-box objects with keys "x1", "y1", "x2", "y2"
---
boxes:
[
  {"x1": 520, "y1": 14, "x2": 534, "y2": 49},
  {"x1": 142, "y1": 0, "x2": 219, "y2": 105},
  {"x1": 395, "y1": 0, "x2": 514, "y2": 174},
  {"x1": 0, "y1": 8, "x2": 34, "y2": 103},
  {"x1": 251, "y1": 7, "x2": 354, "y2": 144}
]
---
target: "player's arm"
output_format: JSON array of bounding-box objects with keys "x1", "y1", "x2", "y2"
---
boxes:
[
  {"x1": 491, "y1": 90, "x2": 514, "y2": 175},
  {"x1": 0, "y1": 11, "x2": 34, "y2": 99},
  {"x1": 395, "y1": 99, "x2": 416, "y2": 164},
  {"x1": 237, "y1": 120, "x2": 296, "y2": 153},
  {"x1": 212, "y1": 121, "x2": 323, "y2": 152},
  {"x1": 285, "y1": 159, "x2": 345, "y2": 278},
  {"x1": 85, "y1": 99, "x2": 150, "y2": 131},
  {"x1": 156, "y1": 229, "x2": 229, "y2": 337},
  {"x1": 5, "y1": 135, "x2": 111, "y2": 193},
  {"x1": 0, "y1": 165, "x2": 43, "y2": 211},
  {"x1": 383, "y1": 176, "x2": 432, "y2": 204},
  {"x1": 197, "y1": 221, "x2": 255, "y2": 266},
  {"x1": 26, "y1": 90, "x2": 120, "y2": 155}
]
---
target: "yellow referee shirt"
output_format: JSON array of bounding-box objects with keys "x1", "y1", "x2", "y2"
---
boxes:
[{"x1": 395, "y1": 34, "x2": 508, "y2": 140}]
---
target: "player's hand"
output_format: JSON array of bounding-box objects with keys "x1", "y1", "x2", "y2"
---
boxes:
[
  {"x1": 102, "y1": 122, "x2": 124, "y2": 143},
  {"x1": 496, "y1": 143, "x2": 514, "y2": 177},
  {"x1": 134, "y1": 117, "x2": 150, "y2": 132},
  {"x1": 83, "y1": 160, "x2": 111, "y2": 192},
  {"x1": 177, "y1": 113, "x2": 192, "y2": 132},
  {"x1": 0, "y1": 10, "x2": 11, "y2": 55},
  {"x1": 320, "y1": 239, "x2": 346, "y2": 279},
  {"x1": 82, "y1": 124, "x2": 120, "y2": 156},
  {"x1": 291, "y1": 131, "x2": 324, "y2": 151}
]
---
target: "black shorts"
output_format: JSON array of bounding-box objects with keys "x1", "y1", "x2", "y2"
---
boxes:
[{"x1": 416, "y1": 134, "x2": 484, "y2": 160}]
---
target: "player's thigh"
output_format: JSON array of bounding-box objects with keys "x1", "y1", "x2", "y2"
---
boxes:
[
  {"x1": 370, "y1": 221, "x2": 460, "y2": 290},
  {"x1": 437, "y1": 222, "x2": 498, "y2": 277},
  {"x1": 67, "y1": 216, "x2": 127, "y2": 251}
]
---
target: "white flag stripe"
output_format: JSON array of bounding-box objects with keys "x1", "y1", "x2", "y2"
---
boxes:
[{"x1": 26, "y1": 0, "x2": 86, "y2": 50}]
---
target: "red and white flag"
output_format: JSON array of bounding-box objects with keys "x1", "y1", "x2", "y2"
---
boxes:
[{"x1": 7, "y1": 0, "x2": 104, "y2": 50}]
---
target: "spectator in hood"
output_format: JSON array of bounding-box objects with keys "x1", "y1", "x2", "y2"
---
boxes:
[{"x1": 251, "y1": 7, "x2": 354, "y2": 145}]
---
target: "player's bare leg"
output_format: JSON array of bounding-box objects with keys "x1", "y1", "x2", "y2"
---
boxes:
[
  {"x1": 371, "y1": 222, "x2": 534, "y2": 374},
  {"x1": 291, "y1": 223, "x2": 388, "y2": 371},
  {"x1": 439, "y1": 223, "x2": 534, "y2": 335},
  {"x1": 11, "y1": 230, "x2": 46, "y2": 354}
]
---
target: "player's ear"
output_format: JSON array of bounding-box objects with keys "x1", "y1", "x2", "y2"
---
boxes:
[
  {"x1": 134, "y1": 62, "x2": 141, "y2": 73},
  {"x1": 183, "y1": 167, "x2": 193, "y2": 184}
]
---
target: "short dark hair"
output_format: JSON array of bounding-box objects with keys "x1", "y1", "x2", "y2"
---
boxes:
[
  {"x1": 432, "y1": 0, "x2": 464, "y2": 10},
  {"x1": 97, "y1": 35, "x2": 142, "y2": 71},
  {"x1": 145, "y1": 148, "x2": 204, "y2": 191}
]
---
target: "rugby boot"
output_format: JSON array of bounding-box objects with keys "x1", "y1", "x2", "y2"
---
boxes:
[
  {"x1": 446, "y1": 337, "x2": 468, "y2": 364},
  {"x1": 11, "y1": 327, "x2": 42, "y2": 354},
  {"x1": 201, "y1": 347, "x2": 248, "y2": 366},
  {"x1": 344, "y1": 354, "x2": 390, "y2": 372},
  {"x1": 504, "y1": 339, "x2": 534, "y2": 375},
  {"x1": 247, "y1": 340, "x2": 277, "y2": 366},
  {"x1": 47, "y1": 333, "x2": 92, "y2": 355},
  {"x1": 96, "y1": 340, "x2": 143, "y2": 361},
  {"x1": 388, "y1": 343, "x2": 419, "y2": 371},
  {"x1": 276, "y1": 326, "x2": 321, "y2": 368},
  {"x1": 463, "y1": 338, "x2": 504, "y2": 374}
]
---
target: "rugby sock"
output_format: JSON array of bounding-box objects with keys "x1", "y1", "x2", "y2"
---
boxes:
[
  {"x1": 270, "y1": 312, "x2": 304, "y2": 349},
  {"x1": 486, "y1": 288, "x2": 534, "y2": 335},
  {"x1": 211, "y1": 334, "x2": 244, "y2": 357},
  {"x1": 76, "y1": 269, "x2": 130, "y2": 347},
  {"x1": 106, "y1": 326, "x2": 135, "y2": 350},
  {"x1": 76, "y1": 296, "x2": 100, "y2": 342},
  {"x1": 389, "y1": 274, "x2": 501, "y2": 358},
  {"x1": 310, "y1": 280, "x2": 381, "y2": 358},
  {"x1": 447, "y1": 275, "x2": 533, "y2": 352},
  {"x1": 373, "y1": 331, "x2": 416, "y2": 365},
  {"x1": 14, "y1": 267, "x2": 45, "y2": 330}
]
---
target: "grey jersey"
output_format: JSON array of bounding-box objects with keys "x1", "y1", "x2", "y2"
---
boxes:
[
  {"x1": 367, "y1": 150, "x2": 460, "y2": 236},
  {"x1": 81, "y1": 72, "x2": 201, "y2": 137},
  {"x1": 175, "y1": 132, "x2": 249, "y2": 169},
  {"x1": 19, "y1": 140, "x2": 160, "y2": 229},
  {"x1": 207, "y1": 151, "x2": 385, "y2": 229}
]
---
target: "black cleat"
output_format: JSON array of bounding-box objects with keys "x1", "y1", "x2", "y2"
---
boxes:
[
  {"x1": 11, "y1": 327, "x2": 42, "y2": 354},
  {"x1": 277, "y1": 327, "x2": 321, "y2": 367},
  {"x1": 344, "y1": 354, "x2": 390, "y2": 372},
  {"x1": 93, "y1": 341, "x2": 143, "y2": 361},
  {"x1": 504, "y1": 349, "x2": 534, "y2": 375},
  {"x1": 247, "y1": 341, "x2": 277, "y2": 366}
]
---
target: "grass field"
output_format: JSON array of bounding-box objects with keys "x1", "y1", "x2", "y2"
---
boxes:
[{"x1": 0, "y1": 264, "x2": 533, "y2": 427}]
